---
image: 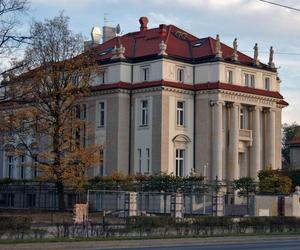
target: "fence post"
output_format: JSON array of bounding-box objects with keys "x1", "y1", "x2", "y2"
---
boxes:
[{"x1": 124, "y1": 192, "x2": 138, "y2": 217}]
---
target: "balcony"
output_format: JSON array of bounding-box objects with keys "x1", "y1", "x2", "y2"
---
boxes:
[{"x1": 239, "y1": 129, "x2": 252, "y2": 146}]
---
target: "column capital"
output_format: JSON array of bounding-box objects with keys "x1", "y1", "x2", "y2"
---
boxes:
[
  {"x1": 210, "y1": 100, "x2": 225, "y2": 107},
  {"x1": 249, "y1": 105, "x2": 262, "y2": 112},
  {"x1": 262, "y1": 107, "x2": 276, "y2": 113},
  {"x1": 226, "y1": 102, "x2": 240, "y2": 109}
]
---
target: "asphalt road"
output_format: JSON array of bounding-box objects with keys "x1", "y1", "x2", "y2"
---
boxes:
[
  {"x1": 2, "y1": 236, "x2": 300, "y2": 250},
  {"x1": 102, "y1": 240, "x2": 300, "y2": 250}
]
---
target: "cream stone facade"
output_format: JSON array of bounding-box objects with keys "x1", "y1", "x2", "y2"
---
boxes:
[{"x1": 0, "y1": 17, "x2": 288, "y2": 181}]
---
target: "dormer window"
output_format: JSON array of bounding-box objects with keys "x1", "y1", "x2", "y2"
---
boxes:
[
  {"x1": 244, "y1": 73, "x2": 255, "y2": 88},
  {"x1": 265, "y1": 77, "x2": 270, "y2": 90},
  {"x1": 177, "y1": 68, "x2": 184, "y2": 82},
  {"x1": 141, "y1": 67, "x2": 150, "y2": 82}
]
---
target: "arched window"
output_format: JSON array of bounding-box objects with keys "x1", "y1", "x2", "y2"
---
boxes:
[{"x1": 172, "y1": 134, "x2": 191, "y2": 177}]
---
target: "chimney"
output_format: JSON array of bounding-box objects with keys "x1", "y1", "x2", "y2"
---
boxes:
[
  {"x1": 159, "y1": 24, "x2": 167, "y2": 36},
  {"x1": 139, "y1": 16, "x2": 148, "y2": 31}
]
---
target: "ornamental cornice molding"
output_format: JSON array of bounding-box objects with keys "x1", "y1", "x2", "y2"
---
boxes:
[
  {"x1": 89, "y1": 88, "x2": 130, "y2": 96},
  {"x1": 196, "y1": 88, "x2": 278, "y2": 106},
  {"x1": 162, "y1": 86, "x2": 194, "y2": 95},
  {"x1": 132, "y1": 86, "x2": 162, "y2": 94}
]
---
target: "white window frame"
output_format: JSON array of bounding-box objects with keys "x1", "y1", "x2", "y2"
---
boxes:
[
  {"x1": 146, "y1": 148, "x2": 150, "y2": 174},
  {"x1": 140, "y1": 100, "x2": 149, "y2": 126},
  {"x1": 141, "y1": 67, "x2": 150, "y2": 82},
  {"x1": 100, "y1": 71, "x2": 106, "y2": 84},
  {"x1": 226, "y1": 70, "x2": 233, "y2": 84},
  {"x1": 175, "y1": 149, "x2": 185, "y2": 177},
  {"x1": 138, "y1": 148, "x2": 142, "y2": 173},
  {"x1": 243, "y1": 73, "x2": 255, "y2": 87},
  {"x1": 176, "y1": 101, "x2": 185, "y2": 127},
  {"x1": 81, "y1": 104, "x2": 87, "y2": 120},
  {"x1": 239, "y1": 107, "x2": 245, "y2": 129},
  {"x1": 19, "y1": 155, "x2": 25, "y2": 179},
  {"x1": 99, "y1": 102, "x2": 105, "y2": 127},
  {"x1": 264, "y1": 77, "x2": 270, "y2": 90},
  {"x1": 99, "y1": 149, "x2": 104, "y2": 176},
  {"x1": 32, "y1": 157, "x2": 38, "y2": 178},
  {"x1": 7, "y1": 155, "x2": 13, "y2": 179},
  {"x1": 177, "y1": 68, "x2": 184, "y2": 82}
]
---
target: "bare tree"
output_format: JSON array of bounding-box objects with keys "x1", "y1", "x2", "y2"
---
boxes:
[
  {"x1": 0, "y1": 14, "x2": 102, "y2": 210},
  {"x1": 0, "y1": 0, "x2": 29, "y2": 76}
]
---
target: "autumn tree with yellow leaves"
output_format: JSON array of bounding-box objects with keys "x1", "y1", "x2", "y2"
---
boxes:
[{"x1": 0, "y1": 14, "x2": 102, "y2": 210}]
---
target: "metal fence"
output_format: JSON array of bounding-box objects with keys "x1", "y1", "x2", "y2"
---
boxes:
[
  {"x1": 0, "y1": 183, "x2": 80, "y2": 210},
  {"x1": 0, "y1": 184, "x2": 253, "y2": 217},
  {"x1": 87, "y1": 190, "x2": 216, "y2": 216}
]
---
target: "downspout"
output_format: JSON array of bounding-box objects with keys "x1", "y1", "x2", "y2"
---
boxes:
[
  {"x1": 128, "y1": 64, "x2": 133, "y2": 175},
  {"x1": 193, "y1": 64, "x2": 196, "y2": 174}
]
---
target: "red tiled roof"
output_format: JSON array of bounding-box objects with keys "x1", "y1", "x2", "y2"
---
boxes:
[{"x1": 93, "y1": 19, "x2": 257, "y2": 66}]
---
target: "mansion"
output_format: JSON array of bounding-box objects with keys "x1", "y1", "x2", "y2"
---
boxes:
[{"x1": 0, "y1": 17, "x2": 288, "y2": 181}]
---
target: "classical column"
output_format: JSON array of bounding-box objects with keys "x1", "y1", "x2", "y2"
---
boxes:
[
  {"x1": 267, "y1": 108, "x2": 276, "y2": 169},
  {"x1": 250, "y1": 106, "x2": 261, "y2": 180},
  {"x1": 228, "y1": 103, "x2": 239, "y2": 180},
  {"x1": 211, "y1": 101, "x2": 224, "y2": 180}
]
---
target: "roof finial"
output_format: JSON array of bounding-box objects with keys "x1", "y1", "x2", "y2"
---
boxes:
[
  {"x1": 268, "y1": 46, "x2": 275, "y2": 68},
  {"x1": 231, "y1": 38, "x2": 238, "y2": 61},
  {"x1": 158, "y1": 40, "x2": 167, "y2": 56},
  {"x1": 253, "y1": 43, "x2": 259, "y2": 65},
  {"x1": 111, "y1": 44, "x2": 126, "y2": 60},
  {"x1": 215, "y1": 34, "x2": 223, "y2": 58}
]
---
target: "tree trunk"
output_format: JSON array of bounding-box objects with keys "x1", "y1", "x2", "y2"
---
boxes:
[{"x1": 56, "y1": 181, "x2": 65, "y2": 211}]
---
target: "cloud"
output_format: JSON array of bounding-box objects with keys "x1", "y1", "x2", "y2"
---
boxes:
[{"x1": 21, "y1": 0, "x2": 300, "y2": 123}]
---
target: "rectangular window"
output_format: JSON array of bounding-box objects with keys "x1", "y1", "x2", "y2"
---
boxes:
[
  {"x1": 138, "y1": 149, "x2": 142, "y2": 173},
  {"x1": 142, "y1": 67, "x2": 150, "y2": 82},
  {"x1": 33, "y1": 157, "x2": 38, "y2": 178},
  {"x1": 20, "y1": 155, "x2": 25, "y2": 179},
  {"x1": 244, "y1": 73, "x2": 255, "y2": 87},
  {"x1": 101, "y1": 71, "x2": 106, "y2": 84},
  {"x1": 141, "y1": 100, "x2": 149, "y2": 126},
  {"x1": 99, "y1": 102, "x2": 105, "y2": 127},
  {"x1": 81, "y1": 104, "x2": 86, "y2": 120},
  {"x1": 7, "y1": 156, "x2": 13, "y2": 179},
  {"x1": 227, "y1": 70, "x2": 233, "y2": 83},
  {"x1": 146, "y1": 148, "x2": 150, "y2": 173},
  {"x1": 175, "y1": 149, "x2": 185, "y2": 177},
  {"x1": 250, "y1": 75, "x2": 255, "y2": 87},
  {"x1": 239, "y1": 108, "x2": 245, "y2": 129},
  {"x1": 265, "y1": 77, "x2": 270, "y2": 90},
  {"x1": 99, "y1": 149, "x2": 104, "y2": 176},
  {"x1": 176, "y1": 101, "x2": 185, "y2": 126},
  {"x1": 177, "y1": 68, "x2": 184, "y2": 82}
]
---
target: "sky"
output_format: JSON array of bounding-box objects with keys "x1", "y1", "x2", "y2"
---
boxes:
[{"x1": 18, "y1": 0, "x2": 300, "y2": 124}]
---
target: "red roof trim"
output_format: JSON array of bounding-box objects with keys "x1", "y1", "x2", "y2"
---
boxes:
[
  {"x1": 195, "y1": 82, "x2": 283, "y2": 99},
  {"x1": 90, "y1": 81, "x2": 285, "y2": 100},
  {"x1": 277, "y1": 99, "x2": 289, "y2": 106}
]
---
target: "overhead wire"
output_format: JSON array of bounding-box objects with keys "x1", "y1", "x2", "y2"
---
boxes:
[{"x1": 258, "y1": 0, "x2": 300, "y2": 12}]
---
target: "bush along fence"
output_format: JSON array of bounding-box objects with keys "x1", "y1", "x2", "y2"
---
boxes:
[{"x1": 2, "y1": 216, "x2": 300, "y2": 240}]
